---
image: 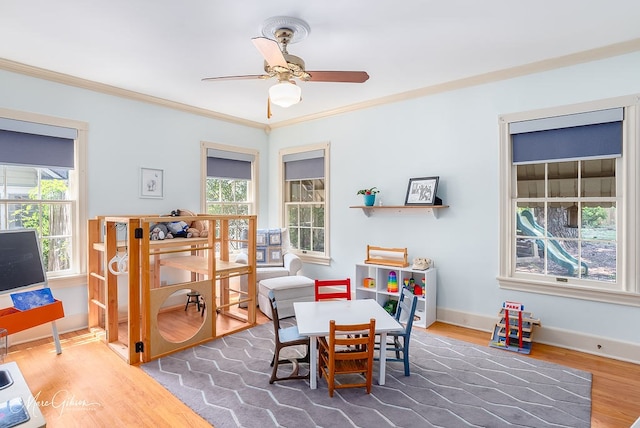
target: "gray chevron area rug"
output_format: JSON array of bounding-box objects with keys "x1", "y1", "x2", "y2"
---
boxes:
[{"x1": 141, "y1": 320, "x2": 591, "y2": 428}]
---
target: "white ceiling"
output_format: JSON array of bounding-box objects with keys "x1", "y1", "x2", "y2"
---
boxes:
[{"x1": 2, "y1": 1, "x2": 640, "y2": 127}]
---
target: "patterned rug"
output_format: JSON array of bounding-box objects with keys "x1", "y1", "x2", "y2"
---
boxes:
[{"x1": 142, "y1": 321, "x2": 591, "y2": 427}]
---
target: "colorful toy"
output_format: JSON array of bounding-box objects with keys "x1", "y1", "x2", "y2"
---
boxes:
[
  {"x1": 413, "y1": 283, "x2": 422, "y2": 296},
  {"x1": 489, "y1": 301, "x2": 541, "y2": 354},
  {"x1": 363, "y1": 277, "x2": 375, "y2": 289},
  {"x1": 387, "y1": 271, "x2": 398, "y2": 292},
  {"x1": 383, "y1": 299, "x2": 398, "y2": 315}
]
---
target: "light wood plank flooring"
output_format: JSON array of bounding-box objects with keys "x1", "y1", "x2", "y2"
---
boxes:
[{"x1": 6, "y1": 314, "x2": 640, "y2": 427}]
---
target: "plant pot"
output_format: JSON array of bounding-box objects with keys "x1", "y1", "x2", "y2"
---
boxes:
[{"x1": 363, "y1": 194, "x2": 376, "y2": 206}]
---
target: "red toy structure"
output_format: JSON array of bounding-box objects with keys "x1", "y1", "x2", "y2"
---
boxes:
[{"x1": 489, "y1": 301, "x2": 540, "y2": 354}]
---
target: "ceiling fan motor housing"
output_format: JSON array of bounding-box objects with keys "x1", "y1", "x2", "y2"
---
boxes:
[
  {"x1": 261, "y1": 26, "x2": 311, "y2": 80},
  {"x1": 263, "y1": 53, "x2": 308, "y2": 79}
]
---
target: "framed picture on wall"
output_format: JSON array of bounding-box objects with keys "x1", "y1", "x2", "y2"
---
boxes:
[
  {"x1": 140, "y1": 167, "x2": 164, "y2": 199},
  {"x1": 405, "y1": 176, "x2": 439, "y2": 206}
]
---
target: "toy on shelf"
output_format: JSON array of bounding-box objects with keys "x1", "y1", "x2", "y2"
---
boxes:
[
  {"x1": 413, "y1": 278, "x2": 423, "y2": 296},
  {"x1": 383, "y1": 299, "x2": 398, "y2": 315},
  {"x1": 387, "y1": 271, "x2": 398, "y2": 292},
  {"x1": 363, "y1": 277, "x2": 375, "y2": 289},
  {"x1": 489, "y1": 301, "x2": 541, "y2": 354},
  {"x1": 365, "y1": 245, "x2": 409, "y2": 267},
  {"x1": 403, "y1": 277, "x2": 424, "y2": 296}
]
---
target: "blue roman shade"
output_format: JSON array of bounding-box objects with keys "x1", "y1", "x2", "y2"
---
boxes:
[
  {"x1": 206, "y1": 149, "x2": 254, "y2": 180},
  {"x1": 511, "y1": 108, "x2": 623, "y2": 164},
  {"x1": 0, "y1": 118, "x2": 76, "y2": 168},
  {"x1": 284, "y1": 149, "x2": 325, "y2": 180}
]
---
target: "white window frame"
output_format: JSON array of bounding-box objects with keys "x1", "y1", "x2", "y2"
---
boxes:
[
  {"x1": 0, "y1": 108, "x2": 88, "y2": 289},
  {"x1": 498, "y1": 95, "x2": 640, "y2": 307},
  {"x1": 280, "y1": 142, "x2": 330, "y2": 265},
  {"x1": 200, "y1": 142, "x2": 258, "y2": 215}
]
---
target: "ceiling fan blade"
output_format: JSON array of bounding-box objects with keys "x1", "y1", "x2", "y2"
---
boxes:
[
  {"x1": 202, "y1": 74, "x2": 269, "y2": 82},
  {"x1": 306, "y1": 71, "x2": 370, "y2": 83},
  {"x1": 251, "y1": 37, "x2": 287, "y2": 68}
]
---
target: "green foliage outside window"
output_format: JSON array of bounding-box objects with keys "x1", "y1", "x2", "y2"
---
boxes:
[
  {"x1": 285, "y1": 179, "x2": 325, "y2": 253},
  {"x1": 11, "y1": 178, "x2": 71, "y2": 272},
  {"x1": 581, "y1": 206, "x2": 608, "y2": 227},
  {"x1": 206, "y1": 178, "x2": 251, "y2": 251}
]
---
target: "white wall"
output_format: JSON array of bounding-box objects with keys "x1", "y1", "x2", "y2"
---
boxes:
[
  {"x1": 2, "y1": 52, "x2": 640, "y2": 361},
  {"x1": 268, "y1": 52, "x2": 640, "y2": 362},
  {"x1": 0, "y1": 67, "x2": 270, "y2": 344},
  {"x1": 0, "y1": 69, "x2": 270, "y2": 217}
]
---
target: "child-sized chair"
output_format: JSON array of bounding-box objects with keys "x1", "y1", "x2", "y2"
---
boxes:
[
  {"x1": 318, "y1": 318, "x2": 376, "y2": 397},
  {"x1": 375, "y1": 286, "x2": 418, "y2": 376},
  {"x1": 267, "y1": 291, "x2": 310, "y2": 384},
  {"x1": 314, "y1": 278, "x2": 351, "y2": 301}
]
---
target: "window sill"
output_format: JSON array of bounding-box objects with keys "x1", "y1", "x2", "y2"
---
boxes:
[
  {"x1": 46, "y1": 273, "x2": 87, "y2": 289},
  {"x1": 497, "y1": 275, "x2": 640, "y2": 307},
  {"x1": 295, "y1": 252, "x2": 331, "y2": 266}
]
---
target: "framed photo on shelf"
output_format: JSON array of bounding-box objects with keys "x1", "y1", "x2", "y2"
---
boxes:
[
  {"x1": 405, "y1": 176, "x2": 439, "y2": 206},
  {"x1": 140, "y1": 167, "x2": 164, "y2": 199}
]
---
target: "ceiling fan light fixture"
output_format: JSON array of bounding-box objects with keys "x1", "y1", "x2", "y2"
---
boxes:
[{"x1": 268, "y1": 80, "x2": 301, "y2": 108}]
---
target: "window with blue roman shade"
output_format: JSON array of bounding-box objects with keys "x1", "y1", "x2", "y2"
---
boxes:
[{"x1": 511, "y1": 107, "x2": 623, "y2": 164}]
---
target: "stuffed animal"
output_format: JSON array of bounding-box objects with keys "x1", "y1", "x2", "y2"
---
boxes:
[
  {"x1": 166, "y1": 220, "x2": 190, "y2": 238},
  {"x1": 148, "y1": 209, "x2": 210, "y2": 240},
  {"x1": 187, "y1": 221, "x2": 208, "y2": 238},
  {"x1": 149, "y1": 223, "x2": 172, "y2": 240},
  {"x1": 181, "y1": 210, "x2": 208, "y2": 238},
  {"x1": 186, "y1": 227, "x2": 200, "y2": 238}
]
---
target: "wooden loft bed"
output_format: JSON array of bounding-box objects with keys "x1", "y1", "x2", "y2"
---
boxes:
[{"x1": 87, "y1": 214, "x2": 257, "y2": 364}]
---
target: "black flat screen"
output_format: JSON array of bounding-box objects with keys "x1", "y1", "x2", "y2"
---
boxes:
[{"x1": 0, "y1": 229, "x2": 47, "y2": 293}]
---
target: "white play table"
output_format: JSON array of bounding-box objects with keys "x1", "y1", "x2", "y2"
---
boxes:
[{"x1": 293, "y1": 299, "x2": 403, "y2": 389}]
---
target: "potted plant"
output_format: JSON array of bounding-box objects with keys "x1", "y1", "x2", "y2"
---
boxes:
[{"x1": 357, "y1": 187, "x2": 379, "y2": 206}]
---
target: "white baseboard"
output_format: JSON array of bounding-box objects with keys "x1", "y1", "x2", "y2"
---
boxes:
[
  {"x1": 9, "y1": 307, "x2": 640, "y2": 365},
  {"x1": 8, "y1": 313, "x2": 88, "y2": 347},
  {"x1": 436, "y1": 307, "x2": 640, "y2": 365}
]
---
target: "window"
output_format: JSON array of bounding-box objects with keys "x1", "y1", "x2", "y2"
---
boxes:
[
  {"x1": 514, "y1": 160, "x2": 616, "y2": 281},
  {"x1": 281, "y1": 143, "x2": 330, "y2": 265},
  {"x1": 498, "y1": 96, "x2": 640, "y2": 305},
  {"x1": 202, "y1": 142, "x2": 258, "y2": 252},
  {"x1": 0, "y1": 111, "x2": 87, "y2": 284}
]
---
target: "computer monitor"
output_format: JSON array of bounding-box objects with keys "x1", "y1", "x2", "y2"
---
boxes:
[{"x1": 0, "y1": 229, "x2": 47, "y2": 294}]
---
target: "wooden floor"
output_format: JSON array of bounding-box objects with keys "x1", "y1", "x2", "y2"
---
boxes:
[{"x1": 7, "y1": 316, "x2": 640, "y2": 427}]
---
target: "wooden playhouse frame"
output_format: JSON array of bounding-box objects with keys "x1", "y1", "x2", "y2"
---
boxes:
[{"x1": 87, "y1": 214, "x2": 257, "y2": 364}]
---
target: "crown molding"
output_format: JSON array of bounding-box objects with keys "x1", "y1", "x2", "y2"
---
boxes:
[
  {"x1": 0, "y1": 57, "x2": 267, "y2": 131},
  {"x1": 267, "y1": 38, "x2": 640, "y2": 129},
  {"x1": 2, "y1": 37, "x2": 640, "y2": 133}
]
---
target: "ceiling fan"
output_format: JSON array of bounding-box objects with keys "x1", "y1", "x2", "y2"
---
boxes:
[{"x1": 202, "y1": 16, "x2": 369, "y2": 117}]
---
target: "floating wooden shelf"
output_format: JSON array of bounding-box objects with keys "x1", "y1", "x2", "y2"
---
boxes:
[{"x1": 349, "y1": 205, "x2": 449, "y2": 218}]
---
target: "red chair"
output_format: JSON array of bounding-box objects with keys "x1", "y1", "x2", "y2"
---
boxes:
[{"x1": 314, "y1": 278, "x2": 352, "y2": 301}]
